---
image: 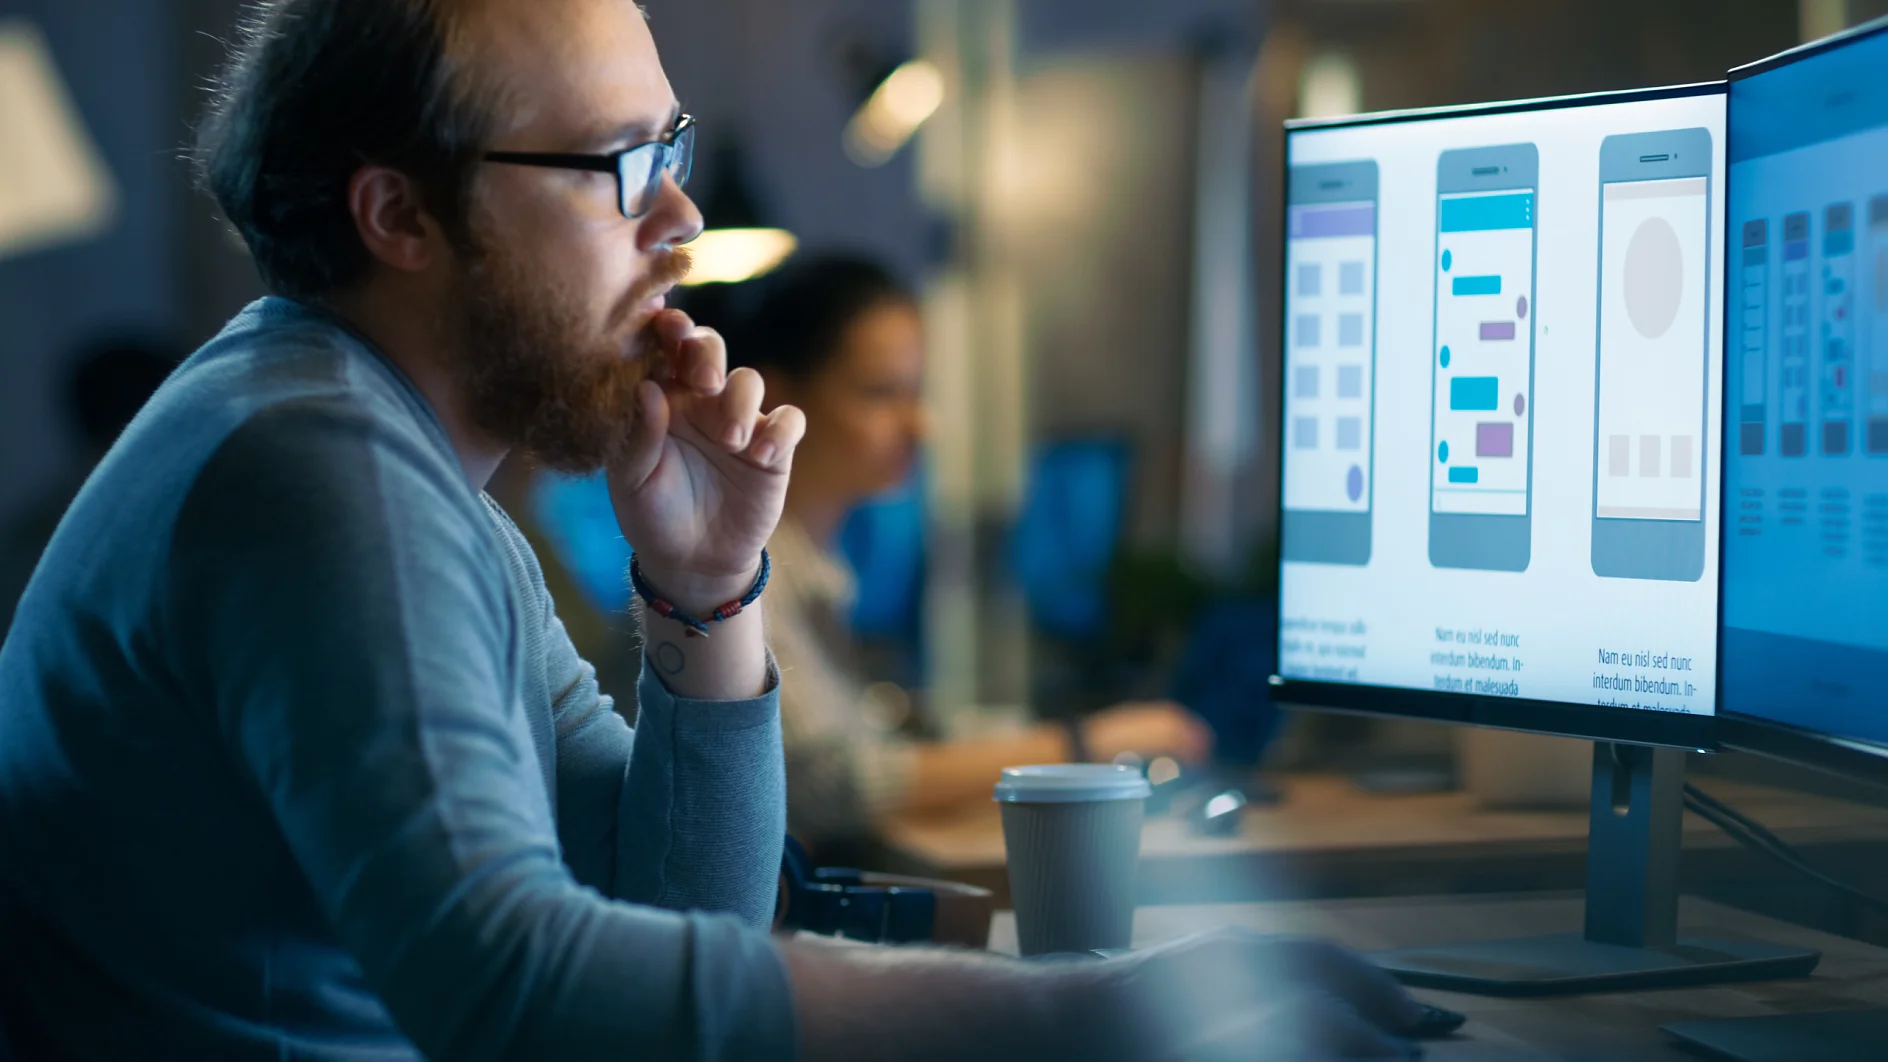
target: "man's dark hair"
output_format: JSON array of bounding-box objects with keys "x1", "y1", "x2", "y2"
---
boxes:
[
  {"x1": 192, "y1": 0, "x2": 501, "y2": 300},
  {"x1": 696, "y1": 253, "x2": 915, "y2": 381}
]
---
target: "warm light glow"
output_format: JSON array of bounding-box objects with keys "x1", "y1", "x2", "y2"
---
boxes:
[
  {"x1": 1147, "y1": 756, "x2": 1182, "y2": 787},
  {"x1": 844, "y1": 59, "x2": 946, "y2": 168},
  {"x1": 1297, "y1": 52, "x2": 1361, "y2": 120},
  {"x1": 680, "y1": 227, "x2": 798, "y2": 286}
]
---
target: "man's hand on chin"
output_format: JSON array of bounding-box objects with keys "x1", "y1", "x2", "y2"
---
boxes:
[{"x1": 606, "y1": 309, "x2": 805, "y2": 699}]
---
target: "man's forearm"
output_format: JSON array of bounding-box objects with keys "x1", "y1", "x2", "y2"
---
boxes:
[{"x1": 780, "y1": 939, "x2": 1145, "y2": 1062}]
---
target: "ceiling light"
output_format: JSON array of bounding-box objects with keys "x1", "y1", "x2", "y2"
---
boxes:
[
  {"x1": 844, "y1": 59, "x2": 945, "y2": 168},
  {"x1": 681, "y1": 227, "x2": 799, "y2": 286}
]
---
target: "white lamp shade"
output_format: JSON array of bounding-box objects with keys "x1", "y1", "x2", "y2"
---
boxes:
[{"x1": 0, "y1": 20, "x2": 117, "y2": 261}]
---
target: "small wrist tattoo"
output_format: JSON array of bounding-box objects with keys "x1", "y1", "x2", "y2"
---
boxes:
[{"x1": 652, "y1": 641, "x2": 687, "y2": 676}]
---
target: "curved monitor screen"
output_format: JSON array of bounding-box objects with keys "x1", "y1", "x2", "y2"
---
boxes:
[
  {"x1": 1278, "y1": 88, "x2": 1726, "y2": 716},
  {"x1": 1724, "y1": 27, "x2": 1888, "y2": 748}
]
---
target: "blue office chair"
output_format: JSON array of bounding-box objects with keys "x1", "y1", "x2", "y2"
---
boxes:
[{"x1": 1172, "y1": 596, "x2": 1285, "y2": 767}]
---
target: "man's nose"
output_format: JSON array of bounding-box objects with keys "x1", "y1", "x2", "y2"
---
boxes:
[{"x1": 639, "y1": 173, "x2": 704, "y2": 251}]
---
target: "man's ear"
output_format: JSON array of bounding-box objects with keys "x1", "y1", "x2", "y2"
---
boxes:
[{"x1": 346, "y1": 165, "x2": 441, "y2": 274}]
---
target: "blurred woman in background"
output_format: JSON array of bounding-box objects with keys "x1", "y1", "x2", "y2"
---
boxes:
[{"x1": 700, "y1": 254, "x2": 1211, "y2": 849}]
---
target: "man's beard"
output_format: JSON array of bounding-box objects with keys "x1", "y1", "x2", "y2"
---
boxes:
[{"x1": 449, "y1": 240, "x2": 692, "y2": 474}]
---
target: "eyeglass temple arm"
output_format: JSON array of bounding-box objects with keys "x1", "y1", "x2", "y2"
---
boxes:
[{"x1": 481, "y1": 151, "x2": 620, "y2": 173}]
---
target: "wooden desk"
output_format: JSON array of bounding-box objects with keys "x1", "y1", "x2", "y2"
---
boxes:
[
  {"x1": 881, "y1": 775, "x2": 1888, "y2": 921},
  {"x1": 988, "y1": 893, "x2": 1888, "y2": 1061}
]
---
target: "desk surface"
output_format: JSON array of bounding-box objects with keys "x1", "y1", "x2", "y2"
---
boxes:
[
  {"x1": 882, "y1": 774, "x2": 1888, "y2": 906},
  {"x1": 989, "y1": 893, "x2": 1888, "y2": 1061}
]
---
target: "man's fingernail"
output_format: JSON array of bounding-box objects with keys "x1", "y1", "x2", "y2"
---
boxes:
[{"x1": 753, "y1": 443, "x2": 776, "y2": 466}]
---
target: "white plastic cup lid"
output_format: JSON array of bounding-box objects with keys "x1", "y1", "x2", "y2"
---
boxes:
[{"x1": 993, "y1": 763, "x2": 1152, "y2": 804}]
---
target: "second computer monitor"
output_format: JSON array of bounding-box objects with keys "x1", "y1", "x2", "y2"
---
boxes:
[
  {"x1": 1277, "y1": 85, "x2": 1727, "y2": 745},
  {"x1": 1722, "y1": 19, "x2": 1888, "y2": 775}
]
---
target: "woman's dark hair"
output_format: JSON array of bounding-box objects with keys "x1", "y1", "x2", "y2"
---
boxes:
[
  {"x1": 191, "y1": 0, "x2": 503, "y2": 299},
  {"x1": 696, "y1": 253, "x2": 916, "y2": 380}
]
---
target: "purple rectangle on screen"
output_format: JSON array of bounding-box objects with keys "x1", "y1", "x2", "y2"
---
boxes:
[
  {"x1": 1291, "y1": 204, "x2": 1375, "y2": 239},
  {"x1": 1479, "y1": 321, "x2": 1516, "y2": 341},
  {"x1": 1476, "y1": 422, "x2": 1514, "y2": 458}
]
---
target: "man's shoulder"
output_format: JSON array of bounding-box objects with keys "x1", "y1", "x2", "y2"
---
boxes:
[
  {"x1": 57, "y1": 298, "x2": 478, "y2": 568},
  {"x1": 123, "y1": 299, "x2": 453, "y2": 497},
  {"x1": 174, "y1": 298, "x2": 442, "y2": 442}
]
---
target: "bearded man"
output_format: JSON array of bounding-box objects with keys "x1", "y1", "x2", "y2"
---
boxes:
[{"x1": 0, "y1": 1, "x2": 1424, "y2": 1059}]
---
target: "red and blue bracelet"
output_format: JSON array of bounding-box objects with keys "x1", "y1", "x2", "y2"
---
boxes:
[{"x1": 629, "y1": 549, "x2": 772, "y2": 638}]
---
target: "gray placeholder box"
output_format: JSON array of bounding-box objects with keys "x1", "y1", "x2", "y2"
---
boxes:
[
  {"x1": 1296, "y1": 314, "x2": 1321, "y2": 347},
  {"x1": 1299, "y1": 263, "x2": 1321, "y2": 296},
  {"x1": 1338, "y1": 364, "x2": 1364, "y2": 398},
  {"x1": 1671, "y1": 435, "x2": 1693, "y2": 477},
  {"x1": 1337, "y1": 417, "x2": 1363, "y2": 450},
  {"x1": 1339, "y1": 313, "x2": 1365, "y2": 347},
  {"x1": 1340, "y1": 261, "x2": 1366, "y2": 295},
  {"x1": 1294, "y1": 417, "x2": 1319, "y2": 450},
  {"x1": 1609, "y1": 434, "x2": 1630, "y2": 477},
  {"x1": 1640, "y1": 435, "x2": 1661, "y2": 478},
  {"x1": 1296, "y1": 366, "x2": 1319, "y2": 398}
]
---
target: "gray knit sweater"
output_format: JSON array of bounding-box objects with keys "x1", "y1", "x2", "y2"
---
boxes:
[{"x1": 0, "y1": 297, "x2": 795, "y2": 1060}]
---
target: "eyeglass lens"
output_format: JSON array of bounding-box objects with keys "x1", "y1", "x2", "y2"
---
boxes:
[{"x1": 617, "y1": 122, "x2": 696, "y2": 218}]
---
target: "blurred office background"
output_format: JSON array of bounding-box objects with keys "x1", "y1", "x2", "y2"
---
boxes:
[{"x1": 1, "y1": 0, "x2": 1881, "y2": 795}]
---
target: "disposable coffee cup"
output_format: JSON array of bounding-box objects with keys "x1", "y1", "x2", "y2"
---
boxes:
[{"x1": 995, "y1": 764, "x2": 1150, "y2": 956}]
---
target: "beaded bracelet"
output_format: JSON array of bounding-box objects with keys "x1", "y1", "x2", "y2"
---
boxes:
[{"x1": 629, "y1": 549, "x2": 772, "y2": 638}]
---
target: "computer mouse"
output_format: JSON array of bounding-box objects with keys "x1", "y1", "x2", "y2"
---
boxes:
[{"x1": 1188, "y1": 787, "x2": 1248, "y2": 836}]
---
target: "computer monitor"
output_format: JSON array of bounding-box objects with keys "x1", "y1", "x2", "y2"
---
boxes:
[
  {"x1": 1276, "y1": 83, "x2": 1729, "y2": 747},
  {"x1": 1718, "y1": 17, "x2": 1888, "y2": 787},
  {"x1": 1658, "y1": 24, "x2": 1888, "y2": 1060},
  {"x1": 1273, "y1": 84, "x2": 1822, "y2": 994}
]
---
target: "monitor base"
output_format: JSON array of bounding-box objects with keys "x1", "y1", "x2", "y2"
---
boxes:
[
  {"x1": 1661, "y1": 1008, "x2": 1888, "y2": 1062},
  {"x1": 1374, "y1": 932, "x2": 1819, "y2": 996}
]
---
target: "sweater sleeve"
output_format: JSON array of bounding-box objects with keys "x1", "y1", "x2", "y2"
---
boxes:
[
  {"x1": 479, "y1": 503, "x2": 786, "y2": 928},
  {"x1": 168, "y1": 401, "x2": 796, "y2": 1062}
]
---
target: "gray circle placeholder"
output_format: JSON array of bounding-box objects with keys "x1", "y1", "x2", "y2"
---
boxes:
[{"x1": 1624, "y1": 216, "x2": 1684, "y2": 340}]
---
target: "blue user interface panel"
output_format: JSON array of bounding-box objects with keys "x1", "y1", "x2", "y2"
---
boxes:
[
  {"x1": 1725, "y1": 27, "x2": 1888, "y2": 745},
  {"x1": 1279, "y1": 89, "x2": 1726, "y2": 713}
]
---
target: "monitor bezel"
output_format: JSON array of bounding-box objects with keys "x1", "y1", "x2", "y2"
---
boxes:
[
  {"x1": 1715, "y1": 15, "x2": 1888, "y2": 786},
  {"x1": 1726, "y1": 12, "x2": 1888, "y2": 83},
  {"x1": 1273, "y1": 80, "x2": 1726, "y2": 753}
]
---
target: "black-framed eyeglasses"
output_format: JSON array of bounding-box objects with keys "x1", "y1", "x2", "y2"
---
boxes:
[{"x1": 483, "y1": 114, "x2": 696, "y2": 219}]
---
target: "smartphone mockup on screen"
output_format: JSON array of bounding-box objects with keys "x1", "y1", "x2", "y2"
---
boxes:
[
  {"x1": 1821, "y1": 202, "x2": 1857, "y2": 455},
  {"x1": 1739, "y1": 218, "x2": 1768, "y2": 455},
  {"x1": 1590, "y1": 129, "x2": 1713, "y2": 582},
  {"x1": 1780, "y1": 210, "x2": 1811, "y2": 457},
  {"x1": 1429, "y1": 144, "x2": 1537, "y2": 572},
  {"x1": 1867, "y1": 195, "x2": 1888, "y2": 454},
  {"x1": 1282, "y1": 160, "x2": 1378, "y2": 566}
]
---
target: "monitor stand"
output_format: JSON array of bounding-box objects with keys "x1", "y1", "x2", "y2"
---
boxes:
[{"x1": 1372, "y1": 742, "x2": 1822, "y2": 996}]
